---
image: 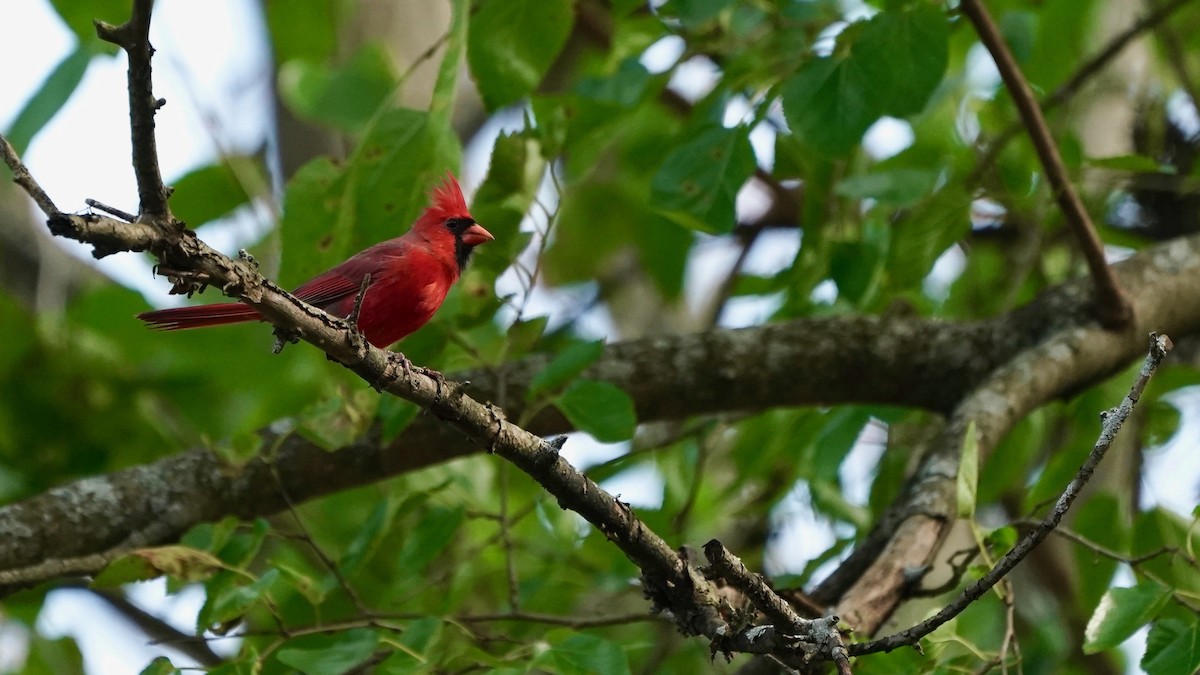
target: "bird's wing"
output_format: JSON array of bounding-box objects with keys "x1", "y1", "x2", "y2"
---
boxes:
[{"x1": 292, "y1": 240, "x2": 408, "y2": 309}]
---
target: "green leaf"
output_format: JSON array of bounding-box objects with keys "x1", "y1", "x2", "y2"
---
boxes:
[
  {"x1": 397, "y1": 506, "x2": 465, "y2": 573},
  {"x1": 999, "y1": 10, "x2": 1037, "y2": 65},
  {"x1": 661, "y1": 0, "x2": 732, "y2": 28},
  {"x1": 1087, "y1": 154, "x2": 1172, "y2": 173},
  {"x1": 528, "y1": 340, "x2": 606, "y2": 400},
  {"x1": 531, "y1": 632, "x2": 632, "y2": 675},
  {"x1": 378, "y1": 617, "x2": 442, "y2": 672},
  {"x1": 468, "y1": 0, "x2": 575, "y2": 109},
  {"x1": 339, "y1": 498, "x2": 397, "y2": 575},
  {"x1": 138, "y1": 657, "x2": 176, "y2": 675},
  {"x1": 576, "y1": 58, "x2": 652, "y2": 107},
  {"x1": 296, "y1": 390, "x2": 378, "y2": 451},
  {"x1": 651, "y1": 125, "x2": 756, "y2": 234},
  {"x1": 210, "y1": 430, "x2": 261, "y2": 467},
  {"x1": 957, "y1": 420, "x2": 979, "y2": 519},
  {"x1": 49, "y1": 0, "x2": 129, "y2": 54},
  {"x1": 555, "y1": 380, "x2": 637, "y2": 442},
  {"x1": 203, "y1": 569, "x2": 281, "y2": 628},
  {"x1": 828, "y1": 241, "x2": 879, "y2": 305},
  {"x1": 5, "y1": 48, "x2": 91, "y2": 154},
  {"x1": 265, "y1": 0, "x2": 337, "y2": 63},
  {"x1": 783, "y1": 6, "x2": 947, "y2": 156},
  {"x1": 808, "y1": 407, "x2": 874, "y2": 482},
  {"x1": 852, "y1": 5, "x2": 949, "y2": 117},
  {"x1": 782, "y1": 56, "x2": 876, "y2": 156},
  {"x1": 1084, "y1": 581, "x2": 1173, "y2": 653},
  {"x1": 1142, "y1": 618, "x2": 1200, "y2": 675},
  {"x1": 886, "y1": 184, "x2": 972, "y2": 289},
  {"x1": 277, "y1": 628, "x2": 379, "y2": 675},
  {"x1": 214, "y1": 518, "x2": 269, "y2": 569},
  {"x1": 1072, "y1": 494, "x2": 1127, "y2": 613},
  {"x1": 93, "y1": 546, "x2": 226, "y2": 587},
  {"x1": 985, "y1": 525, "x2": 1017, "y2": 551},
  {"x1": 431, "y1": 0, "x2": 469, "y2": 118},
  {"x1": 377, "y1": 396, "x2": 421, "y2": 443},
  {"x1": 21, "y1": 635, "x2": 84, "y2": 675},
  {"x1": 168, "y1": 153, "x2": 261, "y2": 224},
  {"x1": 469, "y1": 131, "x2": 546, "y2": 277},
  {"x1": 278, "y1": 45, "x2": 397, "y2": 133},
  {"x1": 836, "y1": 169, "x2": 939, "y2": 207},
  {"x1": 273, "y1": 562, "x2": 326, "y2": 605}
]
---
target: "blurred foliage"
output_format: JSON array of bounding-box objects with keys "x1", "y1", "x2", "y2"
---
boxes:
[{"x1": 3, "y1": 0, "x2": 1200, "y2": 673}]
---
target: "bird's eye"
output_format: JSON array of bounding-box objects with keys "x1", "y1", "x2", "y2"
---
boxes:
[{"x1": 445, "y1": 217, "x2": 474, "y2": 234}]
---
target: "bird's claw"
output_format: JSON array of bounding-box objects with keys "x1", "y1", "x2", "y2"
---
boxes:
[
  {"x1": 372, "y1": 351, "x2": 413, "y2": 392},
  {"x1": 272, "y1": 326, "x2": 301, "y2": 354}
]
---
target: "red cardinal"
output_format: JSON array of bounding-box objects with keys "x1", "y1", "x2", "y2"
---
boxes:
[{"x1": 138, "y1": 174, "x2": 493, "y2": 348}]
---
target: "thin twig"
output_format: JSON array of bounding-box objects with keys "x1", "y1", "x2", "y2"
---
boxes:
[
  {"x1": 453, "y1": 611, "x2": 658, "y2": 628},
  {"x1": 849, "y1": 333, "x2": 1173, "y2": 656},
  {"x1": 1151, "y1": 0, "x2": 1200, "y2": 113},
  {"x1": 85, "y1": 198, "x2": 137, "y2": 222},
  {"x1": 95, "y1": 0, "x2": 173, "y2": 222},
  {"x1": 347, "y1": 273, "x2": 372, "y2": 329},
  {"x1": 0, "y1": 132, "x2": 59, "y2": 216},
  {"x1": 961, "y1": 0, "x2": 1132, "y2": 328},
  {"x1": 498, "y1": 463, "x2": 521, "y2": 611},
  {"x1": 972, "y1": 0, "x2": 1194, "y2": 181},
  {"x1": 269, "y1": 467, "x2": 372, "y2": 617},
  {"x1": 91, "y1": 588, "x2": 224, "y2": 667}
]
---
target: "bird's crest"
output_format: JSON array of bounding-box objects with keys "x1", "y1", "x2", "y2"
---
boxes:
[{"x1": 429, "y1": 173, "x2": 471, "y2": 221}]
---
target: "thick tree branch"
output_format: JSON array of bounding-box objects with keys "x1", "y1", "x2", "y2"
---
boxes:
[{"x1": 962, "y1": 0, "x2": 1132, "y2": 328}]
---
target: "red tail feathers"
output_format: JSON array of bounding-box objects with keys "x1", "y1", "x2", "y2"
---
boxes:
[{"x1": 138, "y1": 303, "x2": 261, "y2": 331}]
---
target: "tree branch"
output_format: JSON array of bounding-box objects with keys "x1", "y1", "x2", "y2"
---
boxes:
[
  {"x1": 4, "y1": 1, "x2": 1200, "y2": 666},
  {"x1": 2, "y1": 225, "x2": 1200, "y2": 593},
  {"x1": 848, "y1": 333, "x2": 1172, "y2": 656},
  {"x1": 961, "y1": 0, "x2": 1132, "y2": 328},
  {"x1": 1, "y1": 133, "x2": 59, "y2": 216},
  {"x1": 971, "y1": 0, "x2": 1195, "y2": 183},
  {"x1": 90, "y1": 587, "x2": 224, "y2": 667},
  {"x1": 94, "y1": 0, "x2": 172, "y2": 222}
]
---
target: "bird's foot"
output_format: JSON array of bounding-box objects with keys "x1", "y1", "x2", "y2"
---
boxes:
[
  {"x1": 154, "y1": 265, "x2": 210, "y2": 297},
  {"x1": 272, "y1": 326, "x2": 301, "y2": 354},
  {"x1": 415, "y1": 365, "x2": 448, "y2": 401},
  {"x1": 372, "y1": 351, "x2": 414, "y2": 392}
]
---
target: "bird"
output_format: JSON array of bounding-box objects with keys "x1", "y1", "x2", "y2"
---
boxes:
[{"x1": 137, "y1": 174, "x2": 494, "y2": 348}]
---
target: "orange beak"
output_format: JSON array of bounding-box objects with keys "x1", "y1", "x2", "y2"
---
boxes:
[{"x1": 461, "y1": 223, "x2": 494, "y2": 246}]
